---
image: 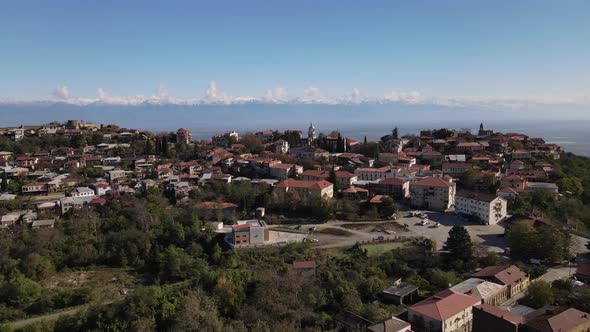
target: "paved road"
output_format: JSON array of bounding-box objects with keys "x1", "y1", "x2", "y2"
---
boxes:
[{"x1": 400, "y1": 211, "x2": 507, "y2": 252}]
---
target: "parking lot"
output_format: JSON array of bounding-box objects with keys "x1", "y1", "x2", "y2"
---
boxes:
[{"x1": 398, "y1": 211, "x2": 507, "y2": 252}]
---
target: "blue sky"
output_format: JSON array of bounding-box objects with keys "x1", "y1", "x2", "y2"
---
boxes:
[{"x1": 0, "y1": 0, "x2": 589, "y2": 102}]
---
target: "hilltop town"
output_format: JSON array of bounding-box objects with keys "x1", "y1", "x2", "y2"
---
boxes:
[{"x1": 0, "y1": 120, "x2": 589, "y2": 331}]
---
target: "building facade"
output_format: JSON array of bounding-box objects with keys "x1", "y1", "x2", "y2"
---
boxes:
[
  {"x1": 410, "y1": 177, "x2": 456, "y2": 212},
  {"x1": 455, "y1": 191, "x2": 507, "y2": 225}
]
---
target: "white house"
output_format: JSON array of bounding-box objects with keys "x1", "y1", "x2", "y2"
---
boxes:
[
  {"x1": 69, "y1": 187, "x2": 95, "y2": 198},
  {"x1": 355, "y1": 166, "x2": 396, "y2": 181},
  {"x1": 407, "y1": 289, "x2": 481, "y2": 332},
  {"x1": 455, "y1": 190, "x2": 507, "y2": 225}
]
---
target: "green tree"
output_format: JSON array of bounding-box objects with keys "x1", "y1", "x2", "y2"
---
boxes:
[
  {"x1": 557, "y1": 177, "x2": 583, "y2": 196},
  {"x1": 144, "y1": 139, "x2": 153, "y2": 155},
  {"x1": 172, "y1": 291, "x2": 224, "y2": 331},
  {"x1": 443, "y1": 225, "x2": 474, "y2": 270},
  {"x1": 506, "y1": 222, "x2": 538, "y2": 259},
  {"x1": 521, "y1": 280, "x2": 554, "y2": 308},
  {"x1": 1, "y1": 171, "x2": 7, "y2": 192},
  {"x1": 392, "y1": 127, "x2": 399, "y2": 139}
]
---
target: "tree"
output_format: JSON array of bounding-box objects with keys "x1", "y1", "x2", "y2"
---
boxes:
[
  {"x1": 460, "y1": 169, "x2": 480, "y2": 189},
  {"x1": 144, "y1": 139, "x2": 153, "y2": 155},
  {"x1": 1, "y1": 171, "x2": 7, "y2": 192},
  {"x1": 432, "y1": 128, "x2": 453, "y2": 139},
  {"x1": 172, "y1": 291, "x2": 224, "y2": 332},
  {"x1": 443, "y1": 225, "x2": 474, "y2": 270},
  {"x1": 521, "y1": 280, "x2": 554, "y2": 308},
  {"x1": 557, "y1": 177, "x2": 583, "y2": 196},
  {"x1": 328, "y1": 168, "x2": 339, "y2": 190},
  {"x1": 161, "y1": 136, "x2": 169, "y2": 156},
  {"x1": 240, "y1": 133, "x2": 263, "y2": 154},
  {"x1": 392, "y1": 127, "x2": 399, "y2": 139},
  {"x1": 506, "y1": 222, "x2": 538, "y2": 259}
]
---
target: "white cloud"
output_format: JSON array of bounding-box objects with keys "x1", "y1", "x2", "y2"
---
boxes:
[
  {"x1": 339, "y1": 88, "x2": 364, "y2": 104},
  {"x1": 204, "y1": 81, "x2": 229, "y2": 103},
  {"x1": 6, "y1": 83, "x2": 586, "y2": 109},
  {"x1": 263, "y1": 87, "x2": 289, "y2": 103},
  {"x1": 383, "y1": 90, "x2": 423, "y2": 104},
  {"x1": 156, "y1": 84, "x2": 170, "y2": 100},
  {"x1": 302, "y1": 86, "x2": 330, "y2": 103},
  {"x1": 52, "y1": 85, "x2": 70, "y2": 100},
  {"x1": 97, "y1": 87, "x2": 109, "y2": 100}
]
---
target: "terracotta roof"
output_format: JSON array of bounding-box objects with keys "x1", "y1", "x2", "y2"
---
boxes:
[
  {"x1": 369, "y1": 195, "x2": 386, "y2": 204},
  {"x1": 90, "y1": 197, "x2": 107, "y2": 205},
  {"x1": 368, "y1": 316, "x2": 411, "y2": 332},
  {"x1": 271, "y1": 163, "x2": 296, "y2": 169},
  {"x1": 457, "y1": 142, "x2": 482, "y2": 147},
  {"x1": 457, "y1": 190, "x2": 499, "y2": 203},
  {"x1": 409, "y1": 289, "x2": 480, "y2": 321},
  {"x1": 524, "y1": 307, "x2": 590, "y2": 332},
  {"x1": 472, "y1": 265, "x2": 527, "y2": 286},
  {"x1": 412, "y1": 177, "x2": 454, "y2": 188},
  {"x1": 379, "y1": 178, "x2": 408, "y2": 185},
  {"x1": 474, "y1": 304, "x2": 524, "y2": 324},
  {"x1": 576, "y1": 264, "x2": 590, "y2": 277},
  {"x1": 343, "y1": 186, "x2": 368, "y2": 193},
  {"x1": 275, "y1": 178, "x2": 333, "y2": 191},
  {"x1": 232, "y1": 224, "x2": 250, "y2": 231}
]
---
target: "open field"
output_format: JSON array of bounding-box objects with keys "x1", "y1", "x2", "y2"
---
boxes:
[
  {"x1": 360, "y1": 242, "x2": 406, "y2": 256},
  {"x1": 42, "y1": 267, "x2": 139, "y2": 301}
]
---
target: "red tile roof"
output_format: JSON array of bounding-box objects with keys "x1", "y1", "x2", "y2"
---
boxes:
[
  {"x1": 409, "y1": 289, "x2": 480, "y2": 321},
  {"x1": 379, "y1": 178, "x2": 408, "y2": 185},
  {"x1": 474, "y1": 304, "x2": 524, "y2": 324},
  {"x1": 457, "y1": 190, "x2": 499, "y2": 203},
  {"x1": 472, "y1": 265, "x2": 527, "y2": 286},
  {"x1": 271, "y1": 163, "x2": 296, "y2": 169},
  {"x1": 413, "y1": 177, "x2": 454, "y2": 188},
  {"x1": 275, "y1": 178, "x2": 333, "y2": 191},
  {"x1": 232, "y1": 224, "x2": 251, "y2": 231},
  {"x1": 576, "y1": 264, "x2": 590, "y2": 278}
]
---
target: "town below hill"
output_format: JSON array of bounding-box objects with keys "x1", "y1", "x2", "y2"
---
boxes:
[{"x1": 0, "y1": 120, "x2": 589, "y2": 331}]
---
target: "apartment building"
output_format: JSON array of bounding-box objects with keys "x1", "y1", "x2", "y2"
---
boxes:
[
  {"x1": 269, "y1": 163, "x2": 303, "y2": 180},
  {"x1": 355, "y1": 166, "x2": 396, "y2": 181},
  {"x1": 301, "y1": 170, "x2": 358, "y2": 187},
  {"x1": 455, "y1": 190, "x2": 507, "y2": 225},
  {"x1": 410, "y1": 177, "x2": 456, "y2": 212},
  {"x1": 274, "y1": 178, "x2": 334, "y2": 199},
  {"x1": 407, "y1": 289, "x2": 481, "y2": 332}
]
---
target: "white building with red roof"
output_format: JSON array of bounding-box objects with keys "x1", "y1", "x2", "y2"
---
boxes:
[
  {"x1": 410, "y1": 176, "x2": 456, "y2": 211},
  {"x1": 274, "y1": 178, "x2": 334, "y2": 199},
  {"x1": 407, "y1": 289, "x2": 481, "y2": 332},
  {"x1": 269, "y1": 163, "x2": 303, "y2": 180}
]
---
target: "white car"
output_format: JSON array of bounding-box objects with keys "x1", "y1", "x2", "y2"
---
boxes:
[
  {"x1": 419, "y1": 214, "x2": 428, "y2": 219},
  {"x1": 420, "y1": 220, "x2": 429, "y2": 226},
  {"x1": 434, "y1": 222, "x2": 441, "y2": 227}
]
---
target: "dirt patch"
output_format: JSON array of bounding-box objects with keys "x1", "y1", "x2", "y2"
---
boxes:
[
  {"x1": 341, "y1": 222, "x2": 408, "y2": 233},
  {"x1": 315, "y1": 227, "x2": 354, "y2": 237},
  {"x1": 42, "y1": 268, "x2": 138, "y2": 299}
]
